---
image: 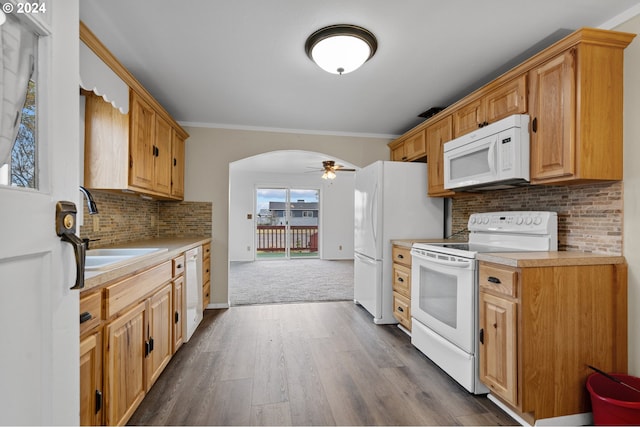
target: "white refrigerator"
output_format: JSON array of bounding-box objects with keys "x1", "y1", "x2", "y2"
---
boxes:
[{"x1": 354, "y1": 161, "x2": 444, "y2": 324}]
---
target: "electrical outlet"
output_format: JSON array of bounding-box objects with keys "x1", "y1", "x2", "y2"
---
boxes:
[{"x1": 339, "y1": 245, "x2": 342, "y2": 250}]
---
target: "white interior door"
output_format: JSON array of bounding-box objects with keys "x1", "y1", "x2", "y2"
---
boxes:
[{"x1": 0, "y1": 4, "x2": 80, "y2": 425}]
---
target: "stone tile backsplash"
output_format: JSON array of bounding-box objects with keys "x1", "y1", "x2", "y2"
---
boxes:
[
  {"x1": 451, "y1": 181, "x2": 623, "y2": 254},
  {"x1": 79, "y1": 191, "x2": 212, "y2": 248}
]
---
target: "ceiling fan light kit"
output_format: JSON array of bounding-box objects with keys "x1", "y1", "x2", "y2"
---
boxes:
[
  {"x1": 320, "y1": 160, "x2": 356, "y2": 179},
  {"x1": 305, "y1": 24, "x2": 377, "y2": 75}
]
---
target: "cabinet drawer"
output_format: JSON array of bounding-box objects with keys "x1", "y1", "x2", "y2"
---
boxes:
[
  {"x1": 479, "y1": 263, "x2": 518, "y2": 298},
  {"x1": 393, "y1": 292, "x2": 411, "y2": 331},
  {"x1": 172, "y1": 254, "x2": 185, "y2": 277},
  {"x1": 80, "y1": 291, "x2": 102, "y2": 336},
  {"x1": 105, "y1": 261, "x2": 172, "y2": 318},
  {"x1": 392, "y1": 245, "x2": 412, "y2": 267},
  {"x1": 203, "y1": 281, "x2": 210, "y2": 308},
  {"x1": 393, "y1": 263, "x2": 411, "y2": 297}
]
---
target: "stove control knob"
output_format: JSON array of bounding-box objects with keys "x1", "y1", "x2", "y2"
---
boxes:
[
  {"x1": 469, "y1": 216, "x2": 476, "y2": 225},
  {"x1": 534, "y1": 216, "x2": 542, "y2": 225},
  {"x1": 525, "y1": 217, "x2": 533, "y2": 225},
  {"x1": 483, "y1": 216, "x2": 490, "y2": 224},
  {"x1": 516, "y1": 216, "x2": 524, "y2": 225}
]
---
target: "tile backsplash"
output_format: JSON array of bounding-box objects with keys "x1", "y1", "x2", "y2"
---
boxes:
[
  {"x1": 451, "y1": 181, "x2": 623, "y2": 254},
  {"x1": 79, "y1": 191, "x2": 212, "y2": 248}
]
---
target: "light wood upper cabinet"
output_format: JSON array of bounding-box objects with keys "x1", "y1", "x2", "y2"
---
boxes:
[
  {"x1": 171, "y1": 130, "x2": 186, "y2": 199},
  {"x1": 81, "y1": 22, "x2": 188, "y2": 201},
  {"x1": 426, "y1": 115, "x2": 455, "y2": 197},
  {"x1": 389, "y1": 130, "x2": 427, "y2": 162},
  {"x1": 528, "y1": 34, "x2": 631, "y2": 184},
  {"x1": 453, "y1": 76, "x2": 527, "y2": 138},
  {"x1": 129, "y1": 92, "x2": 156, "y2": 191}
]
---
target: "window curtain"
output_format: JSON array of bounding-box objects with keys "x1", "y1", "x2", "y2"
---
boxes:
[{"x1": 0, "y1": 14, "x2": 35, "y2": 167}]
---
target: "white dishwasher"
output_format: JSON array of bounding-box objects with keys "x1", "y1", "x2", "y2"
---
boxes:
[{"x1": 184, "y1": 247, "x2": 203, "y2": 341}]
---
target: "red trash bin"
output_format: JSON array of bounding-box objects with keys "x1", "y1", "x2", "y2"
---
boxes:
[{"x1": 586, "y1": 372, "x2": 640, "y2": 426}]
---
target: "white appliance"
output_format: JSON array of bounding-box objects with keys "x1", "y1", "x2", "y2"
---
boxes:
[
  {"x1": 354, "y1": 161, "x2": 444, "y2": 324},
  {"x1": 410, "y1": 211, "x2": 557, "y2": 394},
  {"x1": 444, "y1": 114, "x2": 530, "y2": 191},
  {"x1": 184, "y1": 246, "x2": 203, "y2": 341}
]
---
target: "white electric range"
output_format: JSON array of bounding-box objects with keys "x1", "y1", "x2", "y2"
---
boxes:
[{"x1": 410, "y1": 211, "x2": 558, "y2": 394}]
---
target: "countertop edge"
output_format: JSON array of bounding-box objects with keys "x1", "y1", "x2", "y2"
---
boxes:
[
  {"x1": 82, "y1": 237, "x2": 212, "y2": 293},
  {"x1": 477, "y1": 252, "x2": 626, "y2": 268}
]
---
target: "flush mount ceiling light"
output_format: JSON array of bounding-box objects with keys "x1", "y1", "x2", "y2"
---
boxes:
[{"x1": 305, "y1": 24, "x2": 377, "y2": 75}]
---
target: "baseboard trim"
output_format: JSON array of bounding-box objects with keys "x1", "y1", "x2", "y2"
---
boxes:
[
  {"x1": 487, "y1": 394, "x2": 593, "y2": 426},
  {"x1": 206, "y1": 302, "x2": 230, "y2": 309}
]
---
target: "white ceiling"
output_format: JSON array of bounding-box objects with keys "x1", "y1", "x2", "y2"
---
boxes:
[{"x1": 79, "y1": 0, "x2": 640, "y2": 140}]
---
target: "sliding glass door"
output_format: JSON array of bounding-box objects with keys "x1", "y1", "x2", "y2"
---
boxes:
[{"x1": 255, "y1": 188, "x2": 319, "y2": 259}]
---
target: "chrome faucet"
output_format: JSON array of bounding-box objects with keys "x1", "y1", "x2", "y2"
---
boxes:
[{"x1": 79, "y1": 186, "x2": 99, "y2": 215}]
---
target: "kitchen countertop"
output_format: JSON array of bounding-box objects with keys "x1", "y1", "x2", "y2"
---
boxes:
[
  {"x1": 391, "y1": 238, "x2": 462, "y2": 248},
  {"x1": 477, "y1": 251, "x2": 626, "y2": 268},
  {"x1": 83, "y1": 237, "x2": 211, "y2": 292}
]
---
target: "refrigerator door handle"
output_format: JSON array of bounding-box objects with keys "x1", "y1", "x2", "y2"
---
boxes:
[{"x1": 370, "y1": 182, "x2": 378, "y2": 248}]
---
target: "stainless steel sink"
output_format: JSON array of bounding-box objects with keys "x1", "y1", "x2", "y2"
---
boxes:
[{"x1": 85, "y1": 247, "x2": 168, "y2": 271}]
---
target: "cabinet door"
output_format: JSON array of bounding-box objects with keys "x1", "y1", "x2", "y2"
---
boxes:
[
  {"x1": 129, "y1": 93, "x2": 156, "y2": 190},
  {"x1": 528, "y1": 49, "x2": 576, "y2": 182},
  {"x1": 147, "y1": 282, "x2": 173, "y2": 390},
  {"x1": 404, "y1": 130, "x2": 427, "y2": 161},
  {"x1": 173, "y1": 275, "x2": 185, "y2": 353},
  {"x1": 104, "y1": 301, "x2": 147, "y2": 426},
  {"x1": 426, "y1": 115, "x2": 455, "y2": 197},
  {"x1": 390, "y1": 141, "x2": 406, "y2": 161},
  {"x1": 171, "y1": 130, "x2": 186, "y2": 199},
  {"x1": 153, "y1": 115, "x2": 173, "y2": 195},
  {"x1": 484, "y1": 75, "x2": 527, "y2": 124},
  {"x1": 453, "y1": 98, "x2": 482, "y2": 137},
  {"x1": 479, "y1": 291, "x2": 518, "y2": 406},
  {"x1": 80, "y1": 331, "x2": 103, "y2": 426}
]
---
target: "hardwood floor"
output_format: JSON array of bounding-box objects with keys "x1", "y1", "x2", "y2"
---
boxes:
[{"x1": 128, "y1": 301, "x2": 517, "y2": 426}]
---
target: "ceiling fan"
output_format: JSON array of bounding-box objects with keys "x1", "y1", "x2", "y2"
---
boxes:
[{"x1": 319, "y1": 160, "x2": 356, "y2": 180}]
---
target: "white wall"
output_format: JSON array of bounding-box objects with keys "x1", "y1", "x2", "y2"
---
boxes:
[
  {"x1": 617, "y1": 13, "x2": 640, "y2": 376},
  {"x1": 183, "y1": 127, "x2": 390, "y2": 305},
  {"x1": 228, "y1": 168, "x2": 355, "y2": 261}
]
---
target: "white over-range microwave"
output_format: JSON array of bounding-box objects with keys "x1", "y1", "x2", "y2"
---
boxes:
[{"x1": 443, "y1": 114, "x2": 530, "y2": 191}]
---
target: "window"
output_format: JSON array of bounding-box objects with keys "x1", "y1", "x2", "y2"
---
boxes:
[
  {"x1": 302, "y1": 211, "x2": 314, "y2": 217},
  {"x1": 0, "y1": 13, "x2": 39, "y2": 189}
]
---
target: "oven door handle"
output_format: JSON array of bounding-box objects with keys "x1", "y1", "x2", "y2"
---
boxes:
[{"x1": 416, "y1": 257, "x2": 473, "y2": 269}]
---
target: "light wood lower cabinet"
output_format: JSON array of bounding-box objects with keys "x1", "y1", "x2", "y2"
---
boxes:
[
  {"x1": 146, "y1": 283, "x2": 173, "y2": 390},
  {"x1": 104, "y1": 301, "x2": 147, "y2": 426},
  {"x1": 478, "y1": 260, "x2": 628, "y2": 424},
  {"x1": 80, "y1": 330, "x2": 103, "y2": 426},
  {"x1": 391, "y1": 244, "x2": 412, "y2": 331},
  {"x1": 202, "y1": 242, "x2": 211, "y2": 309}
]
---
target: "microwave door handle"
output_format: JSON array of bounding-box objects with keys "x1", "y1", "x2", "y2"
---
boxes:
[{"x1": 487, "y1": 138, "x2": 497, "y2": 174}]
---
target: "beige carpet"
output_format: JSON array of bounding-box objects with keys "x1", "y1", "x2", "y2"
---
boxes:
[{"x1": 229, "y1": 259, "x2": 354, "y2": 306}]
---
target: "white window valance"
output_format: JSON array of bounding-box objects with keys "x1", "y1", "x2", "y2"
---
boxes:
[{"x1": 79, "y1": 40, "x2": 129, "y2": 115}]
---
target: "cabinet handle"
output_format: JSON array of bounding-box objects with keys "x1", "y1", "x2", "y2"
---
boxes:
[
  {"x1": 175, "y1": 311, "x2": 179, "y2": 324},
  {"x1": 95, "y1": 390, "x2": 102, "y2": 414},
  {"x1": 397, "y1": 306, "x2": 404, "y2": 313},
  {"x1": 176, "y1": 264, "x2": 183, "y2": 269},
  {"x1": 397, "y1": 277, "x2": 404, "y2": 283},
  {"x1": 80, "y1": 311, "x2": 93, "y2": 324},
  {"x1": 149, "y1": 337, "x2": 154, "y2": 353},
  {"x1": 487, "y1": 276, "x2": 501, "y2": 284},
  {"x1": 144, "y1": 340, "x2": 150, "y2": 357},
  {"x1": 479, "y1": 328, "x2": 484, "y2": 344},
  {"x1": 397, "y1": 254, "x2": 404, "y2": 259},
  {"x1": 532, "y1": 117, "x2": 538, "y2": 133},
  {"x1": 174, "y1": 158, "x2": 177, "y2": 166}
]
